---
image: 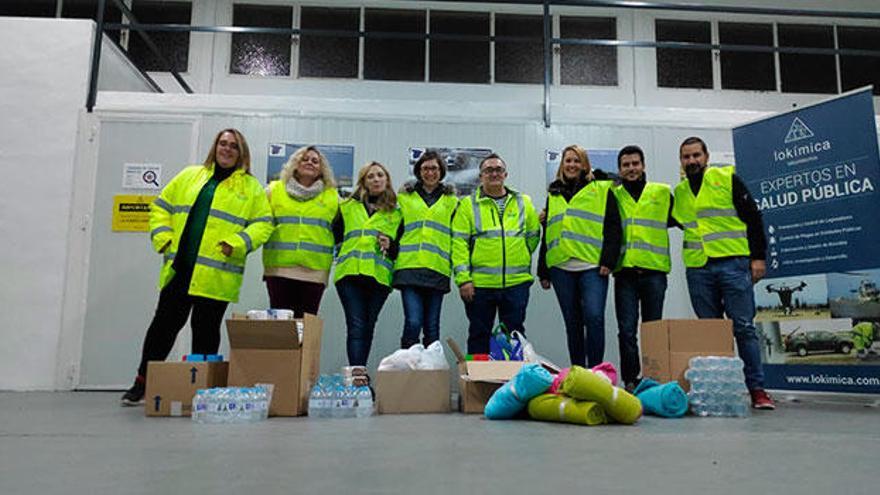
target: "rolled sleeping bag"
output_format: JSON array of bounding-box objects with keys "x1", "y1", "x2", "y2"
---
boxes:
[
  {"x1": 527, "y1": 393, "x2": 607, "y2": 426},
  {"x1": 633, "y1": 378, "x2": 688, "y2": 418},
  {"x1": 559, "y1": 366, "x2": 642, "y2": 424},
  {"x1": 485, "y1": 363, "x2": 554, "y2": 419},
  {"x1": 548, "y1": 362, "x2": 618, "y2": 394}
]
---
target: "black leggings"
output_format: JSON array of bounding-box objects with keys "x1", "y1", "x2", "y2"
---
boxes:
[{"x1": 136, "y1": 272, "x2": 228, "y2": 377}]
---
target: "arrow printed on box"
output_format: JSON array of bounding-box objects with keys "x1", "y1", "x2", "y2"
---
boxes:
[
  {"x1": 154, "y1": 395, "x2": 161, "y2": 412},
  {"x1": 190, "y1": 367, "x2": 198, "y2": 384}
]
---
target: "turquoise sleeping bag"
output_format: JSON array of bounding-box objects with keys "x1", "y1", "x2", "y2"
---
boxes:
[
  {"x1": 633, "y1": 378, "x2": 688, "y2": 418},
  {"x1": 484, "y1": 363, "x2": 554, "y2": 419}
]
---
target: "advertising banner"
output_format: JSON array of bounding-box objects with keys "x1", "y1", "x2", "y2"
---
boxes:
[
  {"x1": 267, "y1": 143, "x2": 355, "y2": 195},
  {"x1": 734, "y1": 87, "x2": 880, "y2": 394}
]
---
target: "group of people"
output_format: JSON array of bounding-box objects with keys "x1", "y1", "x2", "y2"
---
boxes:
[{"x1": 121, "y1": 128, "x2": 775, "y2": 411}]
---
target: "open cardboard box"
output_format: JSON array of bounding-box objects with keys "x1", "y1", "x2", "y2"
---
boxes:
[
  {"x1": 641, "y1": 319, "x2": 734, "y2": 390},
  {"x1": 445, "y1": 338, "x2": 526, "y2": 414},
  {"x1": 374, "y1": 369, "x2": 451, "y2": 414},
  {"x1": 226, "y1": 313, "x2": 322, "y2": 417}
]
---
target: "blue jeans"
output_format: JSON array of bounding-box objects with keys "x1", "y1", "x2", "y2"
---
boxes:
[
  {"x1": 464, "y1": 282, "x2": 531, "y2": 354},
  {"x1": 400, "y1": 286, "x2": 444, "y2": 348},
  {"x1": 336, "y1": 276, "x2": 391, "y2": 366},
  {"x1": 686, "y1": 257, "x2": 764, "y2": 390},
  {"x1": 614, "y1": 270, "x2": 667, "y2": 385},
  {"x1": 549, "y1": 267, "x2": 609, "y2": 367}
]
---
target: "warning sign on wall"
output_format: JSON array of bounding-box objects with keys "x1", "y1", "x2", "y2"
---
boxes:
[{"x1": 112, "y1": 195, "x2": 156, "y2": 232}]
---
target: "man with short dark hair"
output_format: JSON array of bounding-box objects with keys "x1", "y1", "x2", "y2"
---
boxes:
[
  {"x1": 672, "y1": 136, "x2": 775, "y2": 410},
  {"x1": 452, "y1": 154, "x2": 540, "y2": 353},
  {"x1": 612, "y1": 145, "x2": 676, "y2": 390}
]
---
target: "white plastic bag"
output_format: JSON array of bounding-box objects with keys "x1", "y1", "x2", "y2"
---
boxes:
[
  {"x1": 511, "y1": 330, "x2": 560, "y2": 370},
  {"x1": 417, "y1": 341, "x2": 450, "y2": 370},
  {"x1": 377, "y1": 344, "x2": 424, "y2": 371}
]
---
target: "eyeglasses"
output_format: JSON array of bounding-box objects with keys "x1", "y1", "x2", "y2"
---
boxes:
[
  {"x1": 217, "y1": 139, "x2": 239, "y2": 151},
  {"x1": 420, "y1": 165, "x2": 441, "y2": 171},
  {"x1": 481, "y1": 167, "x2": 506, "y2": 176}
]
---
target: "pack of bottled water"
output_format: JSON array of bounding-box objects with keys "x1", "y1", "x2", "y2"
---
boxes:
[
  {"x1": 308, "y1": 374, "x2": 373, "y2": 419},
  {"x1": 191, "y1": 386, "x2": 270, "y2": 424},
  {"x1": 685, "y1": 356, "x2": 750, "y2": 418}
]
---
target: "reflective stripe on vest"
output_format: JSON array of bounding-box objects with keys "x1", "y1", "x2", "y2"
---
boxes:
[
  {"x1": 262, "y1": 183, "x2": 338, "y2": 272},
  {"x1": 673, "y1": 166, "x2": 749, "y2": 268},
  {"x1": 333, "y1": 199, "x2": 402, "y2": 287},
  {"x1": 614, "y1": 182, "x2": 671, "y2": 273},
  {"x1": 545, "y1": 180, "x2": 612, "y2": 267}
]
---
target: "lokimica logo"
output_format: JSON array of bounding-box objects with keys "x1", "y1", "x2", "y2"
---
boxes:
[{"x1": 773, "y1": 116, "x2": 831, "y2": 164}]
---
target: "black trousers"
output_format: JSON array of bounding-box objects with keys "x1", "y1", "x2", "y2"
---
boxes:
[
  {"x1": 264, "y1": 276, "x2": 326, "y2": 318},
  {"x1": 136, "y1": 271, "x2": 228, "y2": 377}
]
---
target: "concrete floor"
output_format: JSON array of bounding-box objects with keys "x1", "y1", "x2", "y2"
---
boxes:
[{"x1": 0, "y1": 392, "x2": 876, "y2": 495}]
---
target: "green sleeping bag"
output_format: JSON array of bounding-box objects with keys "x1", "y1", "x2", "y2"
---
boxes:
[
  {"x1": 559, "y1": 366, "x2": 642, "y2": 424},
  {"x1": 527, "y1": 394, "x2": 608, "y2": 426}
]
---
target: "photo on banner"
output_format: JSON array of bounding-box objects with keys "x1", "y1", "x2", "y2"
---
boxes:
[
  {"x1": 408, "y1": 147, "x2": 494, "y2": 197},
  {"x1": 267, "y1": 143, "x2": 355, "y2": 196},
  {"x1": 734, "y1": 87, "x2": 880, "y2": 394},
  {"x1": 544, "y1": 148, "x2": 618, "y2": 186}
]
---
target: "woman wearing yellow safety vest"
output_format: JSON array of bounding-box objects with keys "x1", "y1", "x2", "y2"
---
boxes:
[
  {"x1": 393, "y1": 150, "x2": 458, "y2": 349},
  {"x1": 262, "y1": 146, "x2": 339, "y2": 317},
  {"x1": 538, "y1": 145, "x2": 622, "y2": 368},
  {"x1": 121, "y1": 129, "x2": 273, "y2": 406},
  {"x1": 333, "y1": 162, "x2": 403, "y2": 366}
]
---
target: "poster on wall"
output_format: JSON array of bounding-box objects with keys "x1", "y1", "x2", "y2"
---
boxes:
[
  {"x1": 408, "y1": 147, "x2": 493, "y2": 197},
  {"x1": 544, "y1": 148, "x2": 618, "y2": 186},
  {"x1": 122, "y1": 163, "x2": 162, "y2": 190},
  {"x1": 734, "y1": 87, "x2": 880, "y2": 394},
  {"x1": 267, "y1": 143, "x2": 355, "y2": 195},
  {"x1": 111, "y1": 194, "x2": 156, "y2": 232}
]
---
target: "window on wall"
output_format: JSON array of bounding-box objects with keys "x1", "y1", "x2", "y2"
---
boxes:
[
  {"x1": 128, "y1": 1, "x2": 192, "y2": 73},
  {"x1": 719, "y1": 22, "x2": 775, "y2": 91},
  {"x1": 494, "y1": 14, "x2": 544, "y2": 84},
  {"x1": 429, "y1": 11, "x2": 490, "y2": 83},
  {"x1": 560, "y1": 16, "x2": 617, "y2": 86},
  {"x1": 655, "y1": 19, "x2": 712, "y2": 89},
  {"x1": 778, "y1": 24, "x2": 837, "y2": 94},
  {"x1": 364, "y1": 9, "x2": 425, "y2": 82},
  {"x1": 0, "y1": 0, "x2": 56, "y2": 17},
  {"x1": 838, "y1": 26, "x2": 880, "y2": 96},
  {"x1": 299, "y1": 7, "x2": 358, "y2": 78},
  {"x1": 231, "y1": 4, "x2": 292, "y2": 76}
]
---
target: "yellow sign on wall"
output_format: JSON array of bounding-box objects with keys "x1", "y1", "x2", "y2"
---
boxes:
[{"x1": 112, "y1": 195, "x2": 156, "y2": 232}]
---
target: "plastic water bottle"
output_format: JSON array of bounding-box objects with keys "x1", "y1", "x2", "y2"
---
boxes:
[
  {"x1": 355, "y1": 386, "x2": 373, "y2": 418},
  {"x1": 191, "y1": 389, "x2": 207, "y2": 423},
  {"x1": 309, "y1": 384, "x2": 323, "y2": 418}
]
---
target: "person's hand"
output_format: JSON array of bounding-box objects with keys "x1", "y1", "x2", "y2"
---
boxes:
[
  {"x1": 377, "y1": 234, "x2": 391, "y2": 256},
  {"x1": 219, "y1": 241, "x2": 233, "y2": 257},
  {"x1": 459, "y1": 282, "x2": 475, "y2": 303},
  {"x1": 599, "y1": 266, "x2": 611, "y2": 277},
  {"x1": 538, "y1": 208, "x2": 547, "y2": 224},
  {"x1": 750, "y1": 259, "x2": 766, "y2": 284},
  {"x1": 540, "y1": 279, "x2": 551, "y2": 290}
]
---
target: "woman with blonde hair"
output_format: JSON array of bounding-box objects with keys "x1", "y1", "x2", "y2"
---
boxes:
[
  {"x1": 333, "y1": 161, "x2": 402, "y2": 366},
  {"x1": 537, "y1": 144, "x2": 622, "y2": 367},
  {"x1": 122, "y1": 128, "x2": 273, "y2": 406},
  {"x1": 262, "y1": 145, "x2": 339, "y2": 317}
]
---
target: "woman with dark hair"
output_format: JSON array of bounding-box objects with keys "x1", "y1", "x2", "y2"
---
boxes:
[
  {"x1": 262, "y1": 145, "x2": 338, "y2": 317},
  {"x1": 538, "y1": 144, "x2": 622, "y2": 367},
  {"x1": 333, "y1": 161, "x2": 402, "y2": 366},
  {"x1": 121, "y1": 128, "x2": 273, "y2": 406},
  {"x1": 393, "y1": 150, "x2": 458, "y2": 348}
]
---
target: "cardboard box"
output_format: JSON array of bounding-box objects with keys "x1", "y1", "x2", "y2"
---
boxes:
[
  {"x1": 144, "y1": 361, "x2": 228, "y2": 417},
  {"x1": 445, "y1": 338, "x2": 525, "y2": 414},
  {"x1": 226, "y1": 313, "x2": 322, "y2": 417},
  {"x1": 641, "y1": 319, "x2": 734, "y2": 390},
  {"x1": 375, "y1": 369, "x2": 451, "y2": 414}
]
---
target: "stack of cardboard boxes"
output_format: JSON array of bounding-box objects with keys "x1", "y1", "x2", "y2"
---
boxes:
[{"x1": 143, "y1": 314, "x2": 323, "y2": 417}]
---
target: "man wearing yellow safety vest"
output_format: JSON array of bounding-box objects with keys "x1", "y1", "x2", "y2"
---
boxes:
[
  {"x1": 452, "y1": 154, "x2": 541, "y2": 354},
  {"x1": 612, "y1": 145, "x2": 678, "y2": 391},
  {"x1": 673, "y1": 136, "x2": 775, "y2": 410}
]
